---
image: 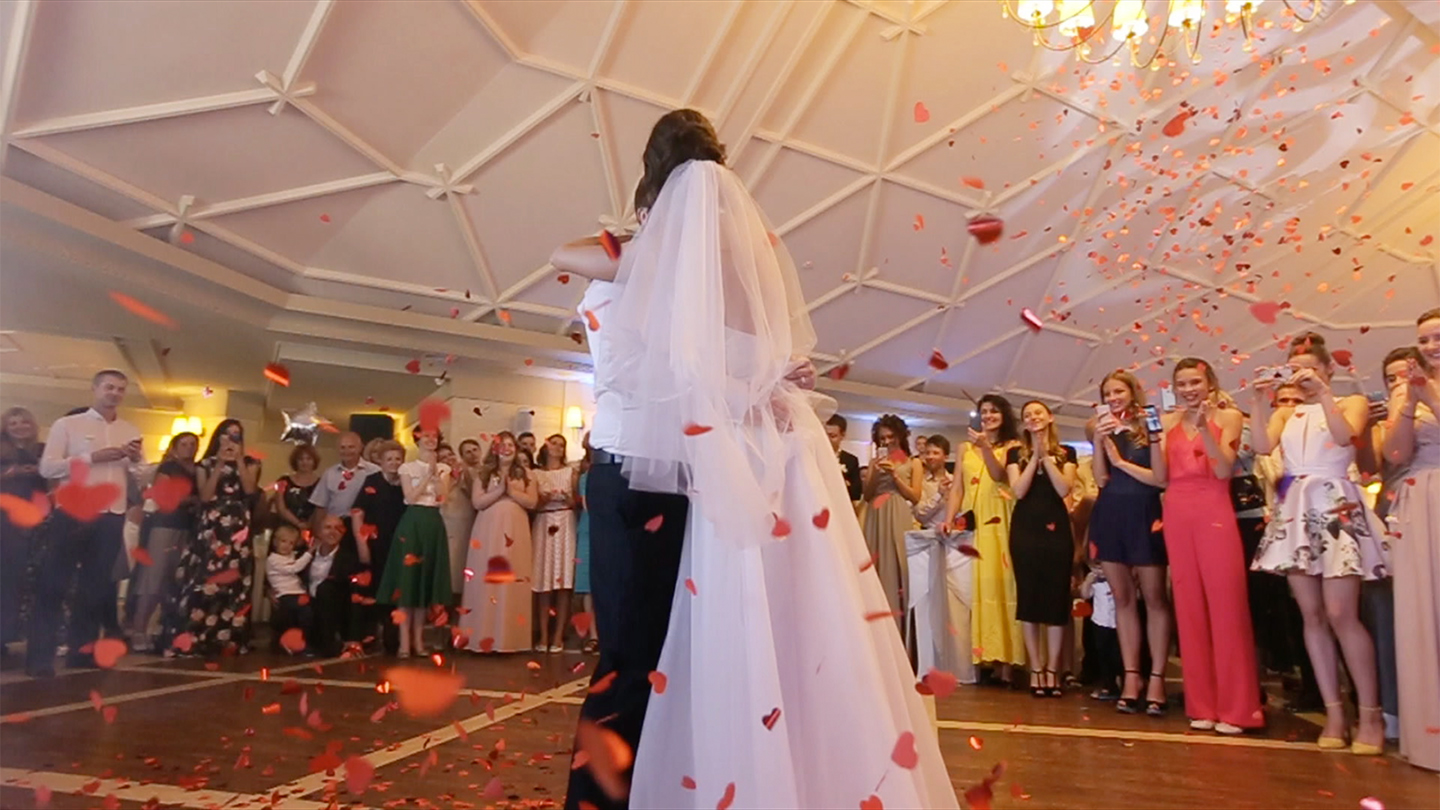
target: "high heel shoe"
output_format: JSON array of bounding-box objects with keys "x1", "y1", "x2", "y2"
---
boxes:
[
  {"x1": 1029, "y1": 669, "x2": 1045, "y2": 698},
  {"x1": 1115, "y1": 669, "x2": 1142, "y2": 714},
  {"x1": 1351, "y1": 706, "x2": 1384, "y2": 755},
  {"x1": 1044, "y1": 669, "x2": 1063, "y2": 698},
  {"x1": 1144, "y1": 671, "x2": 1169, "y2": 717},
  {"x1": 1317, "y1": 701, "x2": 1348, "y2": 750}
]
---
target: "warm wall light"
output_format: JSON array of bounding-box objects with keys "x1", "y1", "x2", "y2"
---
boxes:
[
  {"x1": 170, "y1": 416, "x2": 203, "y2": 436},
  {"x1": 563, "y1": 406, "x2": 584, "y2": 430}
]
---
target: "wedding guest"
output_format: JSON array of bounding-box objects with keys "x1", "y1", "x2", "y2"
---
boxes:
[
  {"x1": 351, "y1": 441, "x2": 406, "y2": 654},
  {"x1": 574, "y1": 436, "x2": 597, "y2": 654},
  {"x1": 377, "y1": 429, "x2": 453, "y2": 658},
  {"x1": 825, "y1": 414, "x2": 863, "y2": 503},
  {"x1": 459, "y1": 432, "x2": 537, "y2": 653},
  {"x1": 863, "y1": 414, "x2": 921, "y2": 631},
  {"x1": 1252, "y1": 335, "x2": 1389, "y2": 753},
  {"x1": 1006, "y1": 401, "x2": 1078, "y2": 698},
  {"x1": 533, "y1": 434, "x2": 578, "y2": 652},
  {"x1": 362, "y1": 437, "x2": 386, "y2": 466},
  {"x1": 1, "y1": 407, "x2": 46, "y2": 654},
  {"x1": 517, "y1": 432, "x2": 538, "y2": 471},
  {"x1": 1381, "y1": 309, "x2": 1440, "y2": 771},
  {"x1": 308, "y1": 432, "x2": 379, "y2": 541},
  {"x1": 306, "y1": 514, "x2": 347, "y2": 658},
  {"x1": 1088, "y1": 371, "x2": 1171, "y2": 715},
  {"x1": 1164, "y1": 358, "x2": 1263, "y2": 735},
  {"x1": 28, "y1": 371, "x2": 142, "y2": 677},
  {"x1": 273, "y1": 444, "x2": 321, "y2": 533},
  {"x1": 943, "y1": 394, "x2": 1025, "y2": 685},
  {"x1": 128, "y1": 431, "x2": 199, "y2": 652},
  {"x1": 266, "y1": 524, "x2": 313, "y2": 654},
  {"x1": 168, "y1": 419, "x2": 261, "y2": 657},
  {"x1": 437, "y1": 442, "x2": 476, "y2": 599}
]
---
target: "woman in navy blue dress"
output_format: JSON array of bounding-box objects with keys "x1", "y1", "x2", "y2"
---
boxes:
[{"x1": 1088, "y1": 370, "x2": 1171, "y2": 715}]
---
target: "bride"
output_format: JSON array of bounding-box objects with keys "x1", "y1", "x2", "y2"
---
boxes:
[{"x1": 565, "y1": 109, "x2": 956, "y2": 810}]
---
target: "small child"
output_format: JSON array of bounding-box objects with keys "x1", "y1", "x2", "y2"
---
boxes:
[
  {"x1": 1080, "y1": 563, "x2": 1121, "y2": 700},
  {"x1": 265, "y1": 525, "x2": 313, "y2": 654}
]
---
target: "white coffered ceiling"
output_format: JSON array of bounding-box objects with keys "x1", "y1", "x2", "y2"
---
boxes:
[{"x1": 1, "y1": 0, "x2": 1437, "y2": 425}]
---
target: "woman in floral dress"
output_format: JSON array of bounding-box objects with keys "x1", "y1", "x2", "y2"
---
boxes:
[{"x1": 164, "y1": 419, "x2": 261, "y2": 656}]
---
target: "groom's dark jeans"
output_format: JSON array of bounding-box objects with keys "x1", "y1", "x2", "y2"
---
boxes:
[{"x1": 565, "y1": 455, "x2": 689, "y2": 810}]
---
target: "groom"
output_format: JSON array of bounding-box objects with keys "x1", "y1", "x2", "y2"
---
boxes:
[{"x1": 554, "y1": 231, "x2": 818, "y2": 809}]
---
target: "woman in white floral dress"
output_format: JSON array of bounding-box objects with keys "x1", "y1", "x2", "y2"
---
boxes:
[{"x1": 1250, "y1": 333, "x2": 1389, "y2": 754}]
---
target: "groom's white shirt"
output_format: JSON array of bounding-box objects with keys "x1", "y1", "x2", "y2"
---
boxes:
[{"x1": 581, "y1": 279, "x2": 623, "y2": 454}]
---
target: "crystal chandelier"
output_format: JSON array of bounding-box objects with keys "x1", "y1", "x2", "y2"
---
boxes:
[{"x1": 1001, "y1": 0, "x2": 1329, "y2": 67}]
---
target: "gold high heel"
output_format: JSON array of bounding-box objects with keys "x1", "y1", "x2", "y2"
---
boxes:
[
  {"x1": 1317, "y1": 701, "x2": 1348, "y2": 750},
  {"x1": 1351, "y1": 706, "x2": 1384, "y2": 756}
]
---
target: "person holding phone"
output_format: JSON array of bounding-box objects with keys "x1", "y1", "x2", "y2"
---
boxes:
[
  {"x1": 1087, "y1": 370, "x2": 1171, "y2": 715},
  {"x1": 1162, "y1": 358, "x2": 1263, "y2": 736},
  {"x1": 1252, "y1": 333, "x2": 1391, "y2": 755},
  {"x1": 1382, "y1": 309, "x2": 1440, "y2": 771},
  {"x1": 166, "y1": 418, "x2": 261, "y2": 657},
  {"x1": 942, "y1": 395, "x2": 1025, "y2": 684},
  {"x1": 863, "y1": 414, "x2": 922, "y2": 631}
]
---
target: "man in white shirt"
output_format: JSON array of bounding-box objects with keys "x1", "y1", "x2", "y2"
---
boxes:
[
  {"x1": 306, "y1": 514, "x2": 346, "y2": 658},
  {"x1": 307, "y1": 432, "x2": 378, "y2": 651},
  {"x1": 28, "y1": 370, "x2": 141, "y2": 677}
]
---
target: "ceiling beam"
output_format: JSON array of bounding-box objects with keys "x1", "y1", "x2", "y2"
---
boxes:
[
  {"x1": 451, "y1": 81, "x2": 585, "y2": 184},
  {"x1": 0, "y1": 0, "x2": 37, "y2": 170},
  {"x1": 460, "y1": 0, "x2": 520, "y2": 60},
  {"x1": 446, "y1": 193, "x2": 501, "y2": 303},
  {"x1": 721, "y1": 0, "x2": 816, "y2": 165},
  {"x1": 680, "y1": 0, "x2": 744, "y2": 107},
  {"x1": 120, "y1": 172, "x2": 397, "y2": 230},
  {"x1": 280, "y1": 0, "x2": 335, "y2": 91},
  {"x1": 10, "y1": 85, "x2": 321, "y2": 141}
]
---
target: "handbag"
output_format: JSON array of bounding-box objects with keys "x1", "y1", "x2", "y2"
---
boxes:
[{"x1": 1229, "y1": 474, "x2": 1265, "y2": 512}]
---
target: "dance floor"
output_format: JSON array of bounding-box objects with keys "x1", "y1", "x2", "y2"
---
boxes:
[{"x1": 1, "y1": 646, "x2": 1435, "y2": 810}]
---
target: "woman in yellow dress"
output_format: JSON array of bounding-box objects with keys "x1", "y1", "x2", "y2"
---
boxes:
[{"x1": 944, "y1": 394, "x2": 1026, "y2": 682}]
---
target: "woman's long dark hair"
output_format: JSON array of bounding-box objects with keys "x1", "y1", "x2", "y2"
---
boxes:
[
  {"x1": 871, "y1": 414, "x2": 912, "y2": 458},
  {"x1": 202, "y1": 418, "x2": 244, "y2": 460},
  {"x1": 977, "y1": 394, "x2": 1021, "y2": 444},
  {"x1": 633, "y1": 109, "x2": 726, "y2": 216}
]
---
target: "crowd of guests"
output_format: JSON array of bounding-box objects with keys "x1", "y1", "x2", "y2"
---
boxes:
[
  {"x1": 830, "y1": 309, "x2": 1438, "y2": 772},
  {"x1": 1, "y1": 379, "x2": 597, "y2": 677},
  {"x1": 2, "y1": 308, "x2": 1435, "y2": 772}
]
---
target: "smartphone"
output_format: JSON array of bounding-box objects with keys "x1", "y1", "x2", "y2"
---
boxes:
[
  {"x1": 1159, "y1": 388, "x2": 1177, "y2": 411},
  {"x1": 1253, "y1": 365, "x2": 1292, "y2": 383},
  {"x1": 969, "y1": 411, "x2": 983, "y2": 432},
  {"x1": 1143, "y1": 404, "x2": 1163, "y2": 434}
]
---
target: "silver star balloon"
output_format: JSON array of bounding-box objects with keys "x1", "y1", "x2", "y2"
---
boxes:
[{"x1": 280, "y1": 402, "x2": 324, "y2": 445}]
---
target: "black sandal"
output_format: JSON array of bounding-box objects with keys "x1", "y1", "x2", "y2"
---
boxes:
[
  {"x1": 1144, "y1": 672, "x2": 1169, "y2": 717},
  {"x1": 1115, "y1": 669, "x2": 1142, "y2": 714},
  {"x1": 1029, "y1": 669, "x2": 1045, "y2": 698},
  {"x1": 1044, "y1": 669, "x2": 1063, "y2": 698}
]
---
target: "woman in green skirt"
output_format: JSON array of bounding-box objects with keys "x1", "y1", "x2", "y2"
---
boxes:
[{"x1": 378, "y1": 428, "x2": 453, "y2": 657}]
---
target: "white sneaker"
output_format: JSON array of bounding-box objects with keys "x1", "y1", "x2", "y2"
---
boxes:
[
  {"x1": 547, "y1": 644, "x2": 564, "y2": 654},
  {"x1": 1189, "y1": 719, "x2": 1216, "y2": 731},
  {"x1": 1215, "y1": 722, "x2": 1244, "y2": 735},
  {"x1": 533, "y1": 643, "x2": 546, "y2": 653}
]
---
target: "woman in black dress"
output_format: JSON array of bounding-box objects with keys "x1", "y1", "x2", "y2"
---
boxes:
[
  {"x1": 273, "y1": 443, "x2": 321, "y2": 532},
  {"x1": 1, "y1": 407, "x2": 46, "y2": 652},
  {"x1": 128, "y1": 432, "x2": 199, "y2": 652},
  {"x1": 1006, "y1": 400, "x2": 1078, "y2": 698},
  {"x1": 1088, "y1": 370, "x2": 1171, "y2": 714},
  {"x1": 165, "y1": 419, "x2": 261, "y2": 656}
]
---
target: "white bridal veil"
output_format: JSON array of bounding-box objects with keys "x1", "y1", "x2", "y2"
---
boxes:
[{"x1": 603, "y1": 159, "x2": 819, "y2": 546}]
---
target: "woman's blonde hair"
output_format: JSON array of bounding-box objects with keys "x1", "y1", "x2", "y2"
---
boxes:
[
  {"x1": 1017, "y1": 400, "x2": 1065, "y2": 466},
  {"x1": 1098, "y1": 370, "x2": 1149, "y2": 447}
]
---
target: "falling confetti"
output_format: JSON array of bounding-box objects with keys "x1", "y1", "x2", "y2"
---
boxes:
[
  {"x1": 645, "y1": 515, "x2": 665, "y2": 533},
  {"x1": 913, "y1": 102, "x2": 930, "y2": 124},
  {"x1": 1248, "y1": 301, "x2": 1283, "y2": 325},
  {"x1": 812, "y1": 508, "x2": 831, "y2": 529},
  {"x1": 1020, "y1": 308, "x2": 1043, "y2": 331},
  {"x1": 418, "y1": 398, "x2": 451, "y2": 434},
  {"x1": 263, "y1": 363, "x2": 291, "y2": 387},
  {"x1": 108, "y1": 291, "x2": 177, "y2": 329},
  {"x1": 684, "y1": 423, "x2": 714, "y2": 436},
  {"x1": 599, "y1": 230, "x2": 622, "y2": 260},
  {"x1": 405, "y1": 358, "x2": 422, "y2": 375},
  {"x1": 385, "y1": 666, "x2": 463, "y2": 717},
  {"x1": 891, "y1": 731, "x2": 919, "y2": 769},
  {"x1": 968, "y1": 217, "x2": 1004, "y2": 244},
  {"x1": 929, "y1": 350, "x2": 949, "y2": 372}
]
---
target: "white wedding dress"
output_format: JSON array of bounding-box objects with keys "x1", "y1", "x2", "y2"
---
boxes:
[{"x1": 606, "y1": 160, "x2": 957, "y2": 810}]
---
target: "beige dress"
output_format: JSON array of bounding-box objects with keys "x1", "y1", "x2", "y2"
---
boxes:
[
  {"x1": 457, "y1": 475, "x2": 532, "y2": 653},
  {"x1": 440, "y1": 467, "x2": 476, "y2": 595},
  {"x1": 531, "y1": 466, "x2": 577, "y2": 593},
  {"x1": 1394, "y1": 403, "x2": 1440, "y2": 771},
  {"x1": 863, "y1": 460, "x2": 915, "y2": 631}
]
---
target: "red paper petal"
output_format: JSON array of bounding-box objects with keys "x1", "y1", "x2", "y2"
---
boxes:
[
  {"x1": 1162, "y1": 110, "x2": 1193, "y2": 137},
  {"x1": 929, "y1": 350, "x2": 950, "y2": 371},
  {"x1": 263, "y1": 363, "x2": 291, "y2": 387},
  {"x1": 771, "y1": 515, "x2": 792, "y2": 537},
  {"x1": 648, "y1": 671, "x2": 668, "y2": 694},
  {"x1": 385, "y1": 666, "x2": 463, "y2": 717},
  {"x1": 0, "y1": 492, "x2": 49, "y2": 528},
  {"x1": 913, "y1": 102, "x2": 930, "y2": 123},
  {"x1": 1248, "y1": 301, "x2": 1282, "y2": 325},
  {"x1": 279, "y1": 627, "x2": 306, "y2": 653},
  {"x1": 717, "y1": 782, "x2": 737, "y2": 810},
  {"x1": 961, "y1": 176, "x2": 986, "y2": 190},
  {"x1": 599, "y1": 230, "x2": 622, "y2": 261},
  {"x1": 404, "y1": 358, "x2": 422, "y2": 375},
  {"x1": 571, "y1": 611, "x2": 593, "y2": 636},
  {"x1": 812, "y1": 508, "x2": 831, "y2": 529},
  {"x1": 762, "y1": 707, "x2": 781, "y2": 729},
  {"x1": 482, "y1": 556, "x2": 516, "y2": 583},
  {"x1": 644, "y1": 514, "x2": 665, "y2": 533},
  {"x1": 344, "y1": 756, "x2": 374, "y2": 795},
  {"x1": 1332, "y1": 349, "x2": 1353, "y2": 367},
  {"x1": 683, "y1": 423, "x2": 714, "y2": 436},
  {"x1": 108, "y1": 291, "x2": 177, "y2": 330},
  {"x1": 1020, "y1": 307, "x2": 1044, "y2": 331},
  {"x1": 92, "y1": 638, "x2": 126, "y2": 668},
  {"x1": 685, "y1": 578, "x2": 698, "y2": 596},
  {"x1": 921, "y1": 668, "x2": 959, "y2": 699},
  {"x1": 968, "y1": 216, "x2": 1004, "y2": 244},
  {"x1": 891, "y1": 731, "x2": 919, "y2": 769},
  {"x1": 56, "y1": 480, "x2": 121, "y2": 523},
  {"x1": 861, "y1": 795, "x2": 884, "y2": 810},
  {"x1": 576, "y1": 719, "x2": 634, "y2": 801}
]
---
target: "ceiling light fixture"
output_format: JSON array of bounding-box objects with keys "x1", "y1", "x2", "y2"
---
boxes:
[{"x1": 1001, "y1": 0, "x2": 1325, "y2": 68}]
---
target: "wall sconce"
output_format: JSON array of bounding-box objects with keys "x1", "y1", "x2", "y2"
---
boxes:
[
  {"x1": 170, "y1": 416, "x2": 204, "y2": 436},
  {"x1": 563, "y1": 406, "x2": 584, "y2": 431}
]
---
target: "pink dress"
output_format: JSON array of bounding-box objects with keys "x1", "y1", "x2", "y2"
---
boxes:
[
  {"x1": 457, "y1": 477, "x2": 533, "y2": 653},
  {"x1": 1163, "y1": 421, "x2": 1264, "y2": 728}
]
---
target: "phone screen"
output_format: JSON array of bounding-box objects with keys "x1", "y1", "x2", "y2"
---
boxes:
[
  {"x1": 1159, "y1": 388, "x2": 1177, "y2": 411},
  {"x1": 969, "y1": 411, "x2": 983, "y2": 432},
  {"x1": 1143, "y1": 404, "x2": 1163, "y2": 433}
]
